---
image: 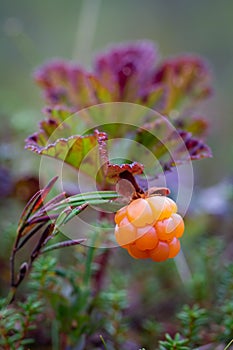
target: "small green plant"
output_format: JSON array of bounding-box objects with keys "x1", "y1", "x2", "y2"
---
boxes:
[
  {"x1": 0, "y1": 296, "x2": 43, "y2": 349},
  {"x1": 28, "y1": 250, "x2": 129, "y2": 349},
  {"x1": 158, "y1": 333, "x2": 190, "y2": 350},
  {"x1": 219, "y1": 301, "x2": 233, "y2": 343},
  {"x1": 177, "y1": 304, "x2": 207, "y2": 346}
]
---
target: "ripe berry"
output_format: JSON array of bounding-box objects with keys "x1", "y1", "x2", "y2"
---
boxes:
[
  {"x1": 126, "y1": 198, "x2": 154, "y2": 227},
  {"x1": 114, "y1": 194, "x2": 184, "y2": 262},
  {"x1": 168, "y1": 237, "x2": 181, "y2": 258},
  {"x1": 155, "y1": 214, "x2": 184, "y2": 242},
  {"x1": 135, "y1": 226, "x2": 158, "y2": 251},
  {"x1": 150, "y1": 241, "x2": 169, "y2": 262},
  {"x1": 128, "y1": 244, "x2": 150, "y2": 259}
]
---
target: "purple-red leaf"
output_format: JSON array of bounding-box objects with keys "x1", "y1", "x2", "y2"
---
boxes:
[
  {"x1": 152, "y1": 55, "x2": 212, "y2": 115},
  {"x1": 34, "y1": 60, "x2": 97, "y2": 108},
  {"x1": 175, "y1": 116, "x2": 209, "y2": 137},
  {"x1": 28, "y1": 42, "x2": 213, "y2": 184},
  {"x1": 178, "y1": 130, "x2": 212, "y2": 160},
  {"x1": 33, "y1": 42, "x2": 212, "y2": 140},
  {"x1": 94, "y1": 40, "x2": 158, "y2": 101},
  {"x1": 25, "y1": 117, "x2": 71, "y2": 148},
  {"x1": 132, "y1": 121, "x2": 212, "y2": 174}
]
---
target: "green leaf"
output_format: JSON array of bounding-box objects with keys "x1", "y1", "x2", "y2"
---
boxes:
[
  {"x1": 20, "y1": 338, "x2": 34, "y2": 345},
  {"x1": 47, "y1": 191, "x2": 120, "y2": 213},
  {"x1": 54, "y1": 203, "x2": 88, "y2": 228},
  {"x1": 224, "y1": 339, "x2": 233, "y2": 350},
  {"x1": 26, "y1": 126, "x2": 144, "y2": 184},
  {"x1": 26, "y1": 132, "x2": 104, "y2": 181}
]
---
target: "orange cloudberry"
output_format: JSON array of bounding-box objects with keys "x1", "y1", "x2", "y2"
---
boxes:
[{"x1": 114, "y1": 194, "x2": 184, "y2": 262}]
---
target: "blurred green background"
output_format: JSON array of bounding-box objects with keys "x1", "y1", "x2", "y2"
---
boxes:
[{"x1": 0, "y1": 0, "x2": 232, "y2": 185}]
